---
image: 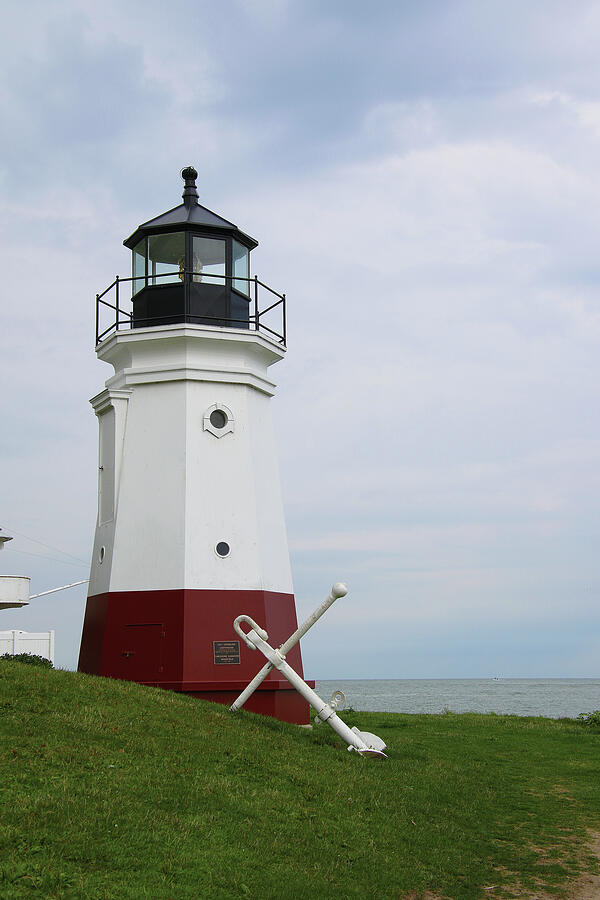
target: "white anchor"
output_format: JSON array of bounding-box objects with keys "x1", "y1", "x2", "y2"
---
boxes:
[{"x1": 230, "y1": 584, "x2": 387, "y2": 759}]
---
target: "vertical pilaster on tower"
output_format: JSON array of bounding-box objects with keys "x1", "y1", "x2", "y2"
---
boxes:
[{"x1": 78, "y1": 169, "x2": 310, "y2": 724}]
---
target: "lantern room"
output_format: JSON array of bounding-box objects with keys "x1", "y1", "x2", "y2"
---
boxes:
[{"x1": 123, "y1": 167, "x2": 258, "y2": 330}]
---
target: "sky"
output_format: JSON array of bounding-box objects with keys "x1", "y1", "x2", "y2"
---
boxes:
[{"x1": 1, "y1": 0, "x2": 599, "y2": 679}]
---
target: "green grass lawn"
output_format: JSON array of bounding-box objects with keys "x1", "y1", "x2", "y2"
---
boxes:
[{"x1": 1, "y1": 660, "x2": 598, "y2": 899}]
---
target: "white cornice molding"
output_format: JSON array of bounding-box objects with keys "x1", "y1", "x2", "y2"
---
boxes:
[
  {"x1": 96, "y1": 323, "x2": 286, "y2": 365},
  {"x1": 96, "y1": 325, "x2": 284, "y2": 396},
  {"x1": 90, "y1": 388, "x2": 133, "y2": 415},
  {"x1": 104, "y1": 364, "x2": 277, "y2": 396}
]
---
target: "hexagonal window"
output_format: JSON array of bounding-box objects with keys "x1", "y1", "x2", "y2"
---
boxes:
[{"x1": 203, "y1": 403, "x2": 234, "y2": 438}]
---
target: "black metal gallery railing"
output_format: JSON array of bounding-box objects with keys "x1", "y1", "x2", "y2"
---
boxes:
[{"x1": 95, "y1": 271, "x2": 286, "y2": 347}]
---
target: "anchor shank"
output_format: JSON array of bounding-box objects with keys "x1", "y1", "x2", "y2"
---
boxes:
[{"x1": 248, "y1": 631, "x2": 370, "y2": 753}]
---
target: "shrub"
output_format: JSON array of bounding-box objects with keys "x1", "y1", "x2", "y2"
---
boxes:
[
  {"x1": 577, "y1": 710, "x2": 600, "y2": 729},
  {"x1": 0, "y1": 652, "x2": 54, "y2": 669}
]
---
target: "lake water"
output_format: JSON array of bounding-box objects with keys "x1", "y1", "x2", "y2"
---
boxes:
[{"x1": 315, "y1": 679, "x2": 600, "y2": 719}]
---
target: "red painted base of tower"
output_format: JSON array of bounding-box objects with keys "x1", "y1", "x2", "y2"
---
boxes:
[{"x1": 78, "y1": 589, "x2": 312, "y2": 724}]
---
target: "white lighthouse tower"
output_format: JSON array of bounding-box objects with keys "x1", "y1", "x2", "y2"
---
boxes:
[{"x1": 79, "y1": 168, "x2": 310, "y2": 723}]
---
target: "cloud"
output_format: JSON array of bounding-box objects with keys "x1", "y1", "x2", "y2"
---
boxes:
[{"x1": 1, "y1": 0, "x2": 598, "y2": 678}]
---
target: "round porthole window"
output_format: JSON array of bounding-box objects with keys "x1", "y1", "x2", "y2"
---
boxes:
[
  {"x1": 210, "y1": 409, "x2": 228, "y2": 430},
  {"x1": 215, "y1": 541, "x2": 230, "y2": 558},
  {"x1": 204, "y1": 403, "x2": 234, "y2": 438},
  {"x1": 99, "y1": 546, "x2": 105, "y2": 564}
]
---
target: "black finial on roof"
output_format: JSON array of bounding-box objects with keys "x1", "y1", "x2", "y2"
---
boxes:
[
  {"x1": 124, "y1": 168, "x2": 259, "y2": 251},
  {"x1": 181, "y1": 166, "x2": 199, "y2": 207}
]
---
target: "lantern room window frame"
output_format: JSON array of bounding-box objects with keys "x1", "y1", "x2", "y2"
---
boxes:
[{"x1": 131, "y1": 228, "x2": 252, "y2": 302}]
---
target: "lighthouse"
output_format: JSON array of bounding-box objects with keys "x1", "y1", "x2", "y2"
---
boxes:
[{"x1": 78, "y1": 168, "x2": 310, "y2": 724}]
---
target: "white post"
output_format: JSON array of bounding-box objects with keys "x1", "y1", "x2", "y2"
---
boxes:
[{"x1": 230, "y1": 583, "x2": 347, "y2": 712}]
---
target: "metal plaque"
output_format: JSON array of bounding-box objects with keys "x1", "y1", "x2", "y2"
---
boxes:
[{"x1": 213, "y1": 640, "x2": 241, "y2": 665}]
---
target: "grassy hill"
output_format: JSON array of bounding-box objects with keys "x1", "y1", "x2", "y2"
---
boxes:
[{"x1": 1, "y1": 660, "x2": 599, "y2": 899}]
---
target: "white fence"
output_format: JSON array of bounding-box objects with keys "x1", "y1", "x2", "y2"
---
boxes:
[{"x1": 0, "y1": 630, "x2": 55, "y2": 664}]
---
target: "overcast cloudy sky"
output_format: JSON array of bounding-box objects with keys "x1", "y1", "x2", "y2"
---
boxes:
[{"x1": 1, "y1": 0, "x2": 598, "y2": 679}]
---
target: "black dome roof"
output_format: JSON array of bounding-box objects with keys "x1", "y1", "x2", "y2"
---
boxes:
[{"x1": 124, "y1": 168, "x2": 258, "y2": 251}]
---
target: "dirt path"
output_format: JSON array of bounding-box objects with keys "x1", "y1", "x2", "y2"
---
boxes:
[
  {"x1": 487, "y1": 830, "x2": 600, "y2": 899},
  {"x1": 402, "y1": 831, "x2": 600, "y2": 899},
  {"x1": 563, "y1": 831, "x2": 600, "y2": 900}
]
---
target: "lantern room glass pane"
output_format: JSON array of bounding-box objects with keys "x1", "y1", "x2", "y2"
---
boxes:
[
  {"x1": 192, "y1": 236, "x2": 226, "y2": 285},
  {"x1": 132, "y1": 239, "x2": 145, "y2": 296},
  {"x1": 148, "y1": 232, "x2": 185, "y2": 285},
  {"x1": 233, "y1": 240, "x2": 249, "y2": 296}
]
